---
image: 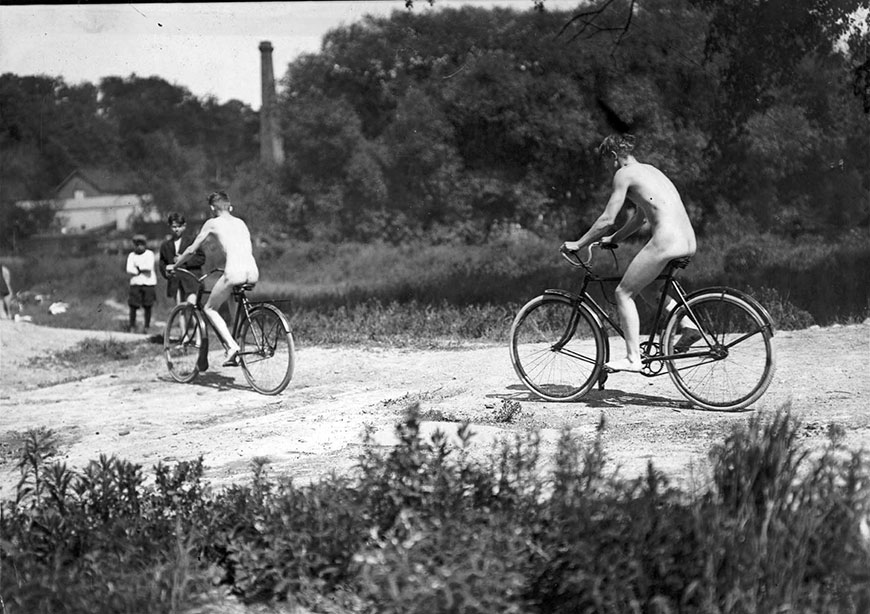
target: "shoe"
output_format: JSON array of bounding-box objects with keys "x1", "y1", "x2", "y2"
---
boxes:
[
  {"x1": 674, "y1": 328, "x2": 702, "y2": 353},
  {"x1": 222, "y1": 349, "x2": 240, "y2": 367},
  {"x1": 604, "y1": 357, "x2": 642, "y2": 373}
]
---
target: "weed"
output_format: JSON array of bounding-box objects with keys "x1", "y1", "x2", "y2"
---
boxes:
[
  {"x1": 27, "y1": 337, "x2": 161, "y2": 375},
  {"x1": 751, "y1": 285, "x2": 815, "y2": 330},
  {"x1": 2, "y1": 407, "x2": 868, "y2": 613},
  {"x1": 491, "y1": 398, "x2": 523, "y2": 423},
  {"x1": 11, "y1": 234, "x2": 868, "y2": 341}
]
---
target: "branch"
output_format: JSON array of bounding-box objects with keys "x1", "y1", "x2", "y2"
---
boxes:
[{"x1": 557, "y1": 0, "x2": 636, "y2": 49}]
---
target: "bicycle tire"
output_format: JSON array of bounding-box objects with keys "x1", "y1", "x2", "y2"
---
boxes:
[
  {"x1": 510, "y1": 294, "x2": 605, "y2": 401},
  {"x1": 239, "y1": 304, "x2": 294, "y2": 395},
  {"x1": 164, "y1": 303, "x2": 206, "y2": 384},
  {"x1": 662, "y1": 290, "x2": 775, "y2": 411}
]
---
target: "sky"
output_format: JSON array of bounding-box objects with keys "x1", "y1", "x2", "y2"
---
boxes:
[{"x1": 1, "y1": 1, "x2": 583, "y2": 109}]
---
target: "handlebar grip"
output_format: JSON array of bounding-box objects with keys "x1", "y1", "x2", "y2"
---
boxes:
[
  {"x1": 598, "y1": 241, "x2": 618, "y2": 250},
  {"x1": 560, "y1": 243, "x2": 590, "y2": 269}
]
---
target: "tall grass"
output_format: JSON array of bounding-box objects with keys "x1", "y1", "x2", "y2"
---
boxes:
[
  {"x1": 9, "y1": 232, "x2": 868, "y2": 338},
  {"x1": 2, "y1": 406, "x2": 868, "y2": 613}
]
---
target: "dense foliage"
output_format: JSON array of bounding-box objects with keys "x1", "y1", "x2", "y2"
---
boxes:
[
  {"x1": 1, "y1": 0, "x2": 867, "y2": 247},
  {"x1": 2, "y1": 407, "x2": 868, "y2": 613}
]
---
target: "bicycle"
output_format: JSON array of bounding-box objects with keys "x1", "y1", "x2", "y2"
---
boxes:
[
  {"x1": 509, "y1": 242, "x2": 775, "y2": 411},
  {"x1": 163, "y1": 268, "x2": 295, "y2": 395}
]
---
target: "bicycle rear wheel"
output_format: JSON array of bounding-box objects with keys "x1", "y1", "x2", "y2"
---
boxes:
[
  {"x1": 239, "y1": 304, "x2": 294, "y2": 395},
  {"x1": 510, "y1": 294, "x2": 605, "y2": 401},
  {"x1": 663, "y1": 290, "x2": 775, "y2": 411},
  {"x1": 164, "y1": 304, "x2": 205, "y2": 383}
]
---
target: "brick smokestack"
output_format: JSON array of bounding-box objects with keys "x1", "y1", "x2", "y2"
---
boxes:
[{"x1": 259, "y1": 41, "x2": 284, "y2": 166}]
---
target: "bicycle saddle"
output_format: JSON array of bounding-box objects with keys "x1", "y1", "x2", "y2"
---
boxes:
[
  {"x1": 668, "y1": 257, "x2": 691, "y2": 269},
  {"x1": 234, "y1": 282, "x2": 256, "y2": 292}
]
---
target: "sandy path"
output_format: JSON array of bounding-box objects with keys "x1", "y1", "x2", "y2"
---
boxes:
[{"x1": 1, "y1": 319, "x2": 868, "y2": 497}]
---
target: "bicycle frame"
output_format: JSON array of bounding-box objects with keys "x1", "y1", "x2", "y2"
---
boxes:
[
  {"x1": 166, "y1": 267, "x2": 295, "y2": 395},
  {"x1": 549, "y1": 257, "x2": 713, "y2": 374},
  {"x1": 178, "y1": 268, "x2": 264, "y2": 355},
  {"x1": 193, "y1": 282, "x2": 250, "y2": 351}
]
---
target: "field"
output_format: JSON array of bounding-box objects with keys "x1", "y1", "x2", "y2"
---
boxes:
[{"x1": 5, "y1": 232, "x2": 869, "y2": 340}]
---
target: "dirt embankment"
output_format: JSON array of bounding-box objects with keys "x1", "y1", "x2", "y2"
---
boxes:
[{"x1": 1, "y1": 319, "x2": 868, "y2": 497}]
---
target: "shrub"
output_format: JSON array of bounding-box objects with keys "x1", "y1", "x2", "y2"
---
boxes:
[
  {"x1": 2, "y1": 408, "x2": 868, "y2": 613},
  {"x1": 752, "y1": 286, "x2": 816, "y2": 330}
]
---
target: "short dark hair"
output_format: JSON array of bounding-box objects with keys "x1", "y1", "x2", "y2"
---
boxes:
[
  {"x1": 597, "y1": 133, "x2": 636, "y2": 159},
  {"x1": 208, "y1": 191, "x2": 231, "y2": 207},
  {"x1": 167, "y1": 212, "x2": 186, "y2": 226}
]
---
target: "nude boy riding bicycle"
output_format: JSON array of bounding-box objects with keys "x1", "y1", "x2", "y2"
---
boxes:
[
  {"x1": 168, "y1": 191, "x2": 259, "y2": 367},
  {"x1": 563, "y1": 134, "x2": 698, "y2": 373}
]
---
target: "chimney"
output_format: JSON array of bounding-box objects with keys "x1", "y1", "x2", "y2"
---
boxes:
[{"x1": 259, "y1": 41, "x2": 284, "y2": 166}]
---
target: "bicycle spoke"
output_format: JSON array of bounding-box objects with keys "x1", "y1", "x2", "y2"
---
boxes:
[
  {"x1": 164, "y1": 304, "x2": 203, "y2": 384},
  {"x1": 239, "y1": 306, "x2": 294, "y2": 395},
  {"x1": 664, "y1": 292, "x2": 774, "y2": 410},
  {"x1": 510, "y1": 296, "x2": 604, "y2": 401},
  {"x1": 724, "y1": 327, "x2": 765, "y2": 349}
]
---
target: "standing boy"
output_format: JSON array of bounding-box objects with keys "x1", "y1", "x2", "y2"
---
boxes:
[
  {"x1": 159, "y1": 212, "x2": 206, "y2": 305},
  {"x1": 168, "y1": 191, "x2": 259, "y2": 366},
  {"x1": 126, "y1": 234, "x2": 157, "y2": 333}
]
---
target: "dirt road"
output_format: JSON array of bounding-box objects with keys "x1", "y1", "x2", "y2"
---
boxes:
[{"x1": 1, "y1": 319, "x2": 868, "y2": 496}]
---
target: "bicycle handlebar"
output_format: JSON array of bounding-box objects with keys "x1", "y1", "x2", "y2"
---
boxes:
[
  {"x1": 170, "y1": 267, "x2": 224, "y2": 284},
  {"x1": 559, "y1": 241, "x2": 618, "y2": 270}
]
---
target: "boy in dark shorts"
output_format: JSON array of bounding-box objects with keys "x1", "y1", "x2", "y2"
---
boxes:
[
  {"x1": 159, "y1": 212, "x2": 206, "y2": 305},
  {"x1": 126, "y1": 234, "x2": 157, "y2": 333}
]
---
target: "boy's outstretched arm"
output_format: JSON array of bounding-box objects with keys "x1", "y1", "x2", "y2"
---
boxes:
[{"x1": 172, "y1": 221, "x2": 212, "y2": 270}]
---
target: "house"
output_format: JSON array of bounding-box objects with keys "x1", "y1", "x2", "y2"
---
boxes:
[{"x1": 19, "y1": 169, "x2": 158, "y2": 233}]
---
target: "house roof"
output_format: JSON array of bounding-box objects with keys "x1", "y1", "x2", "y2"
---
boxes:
[{"x1": 55, "y1": 168, "x2": 138, "y2": 196}]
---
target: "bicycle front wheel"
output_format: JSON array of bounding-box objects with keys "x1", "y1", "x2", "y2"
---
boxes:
[
  {"x1": 663, "y1": 290, "x2": 775, "y2": 411},
  {"x1": 510, "y1": 294, "x2": 605, "y2": 401},
  {"x1": 164, "y1": 303, "x2": 205, "y2": 383},
  {"x1": 239, "y1": 304, "x2": 294, "y2": 395}
]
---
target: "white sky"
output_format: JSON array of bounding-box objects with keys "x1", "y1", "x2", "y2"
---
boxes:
[{"x1": 1, "y1": 1, "x2": 583, "y2": 108}]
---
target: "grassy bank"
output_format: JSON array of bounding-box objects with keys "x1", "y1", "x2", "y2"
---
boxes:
[
  {"x1": 4, "y1": 232, "x2": 868, "y2": 343},
  {"x1": 2, "y1": 407, "x2": 868, "y2": 613}
]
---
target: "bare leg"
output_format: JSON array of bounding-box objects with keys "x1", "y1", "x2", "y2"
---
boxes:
[
  {"x1": 203, "y1": 276, "x2": 239, "y2": 357},
  {"x1": 608, "y1": 244, "x2": 672, "y2": 371}
]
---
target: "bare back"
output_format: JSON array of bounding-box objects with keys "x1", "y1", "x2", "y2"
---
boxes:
[
  {"x1": 618, "y1": 163, "x2": 696, "y2": 258},
  {"x1": 199, "y1": 214, "x2": 259, "y2": 285}
]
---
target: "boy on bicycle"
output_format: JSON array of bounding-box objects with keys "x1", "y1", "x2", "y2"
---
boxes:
[
  {"x1": 168, "y1": 191, "x2": 259, "y2": 367},
  {"x1": 563, "y1": 134, "x2": 699, "y2": 373}
]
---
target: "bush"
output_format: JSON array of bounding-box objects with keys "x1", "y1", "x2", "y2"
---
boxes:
[{"x1": 2, "y1": 407, "x2": 868, "y2": 613}]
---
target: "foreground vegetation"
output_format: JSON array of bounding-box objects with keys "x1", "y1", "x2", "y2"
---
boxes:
[
  {"x1": 8, "y1": 232, "x2": 868, "y2": 344},
  {"x1": 1, "y1": 406, "x2": 868, "y2": 613}
]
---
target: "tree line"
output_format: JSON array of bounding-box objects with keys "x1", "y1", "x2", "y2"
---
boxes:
[{"x1": 1, "y1": 0, "x2": 867, "y2": 247}]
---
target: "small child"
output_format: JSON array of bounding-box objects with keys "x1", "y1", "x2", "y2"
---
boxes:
[{"x1": 126, "y1": 234, "x2": 157, "y2": 333}]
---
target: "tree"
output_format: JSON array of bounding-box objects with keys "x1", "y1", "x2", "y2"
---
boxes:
[{"x1": 0, "y1": 200, "x2": 58, "y2": 251}]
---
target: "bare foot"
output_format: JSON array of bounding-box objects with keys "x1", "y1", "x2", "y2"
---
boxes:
[
  {"x1": 604, "y1": 357, "x2": 643, "y2": 373},
  {"x1": 222, "y1": 349, "x2": 240, "y2": 367}
]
